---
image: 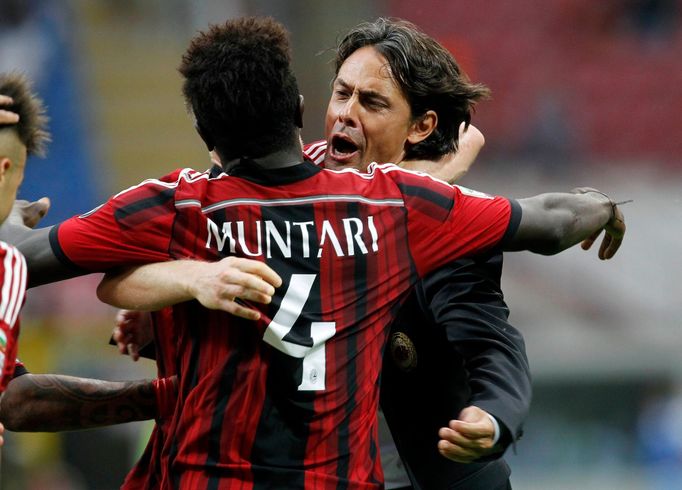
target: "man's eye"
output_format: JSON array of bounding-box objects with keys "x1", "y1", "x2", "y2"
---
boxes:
[
  {"x1": 335, "y1": 90, "x2": 350, "y2": 100},
  {"x1": 367, "y1": 100, "x2": 387, "y2": 110}
]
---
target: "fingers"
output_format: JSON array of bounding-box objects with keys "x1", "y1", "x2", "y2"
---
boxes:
[
  {"x1": 225, "y1": 257, "x2": 282, "y2": 288},
  {"x1": 438, "y1": 429, "x2": 490, "y2": 463},
  {"x1": 127, "y1": 342, "x2": 141, "y2": 362},
  {"x1": 113, "y1": 325, "x2": 140, "y2": 360},
  {"x1": 449, "y1": 420, "x2": 493, "y2": 439},
  {"x1": 193, "y1": 258, "x2": 281, "y2": 318},
  {"x1": 436, "y1": 407, "x2": 496, "y2": 463},
  {"x1": 437, "y1": 425, "x2": 496, "y2": 463},
  {"x1": 22, "y1": 197, "x2": 51, "y2": 228},
  {"x1": 222, "y1": 300, "x2": 262, "y2": 321},
  {"x1": 437, "y1": 438, "x2": 480, "y2": 463},
  {"x1": 600, "y1": 206, "x2": 625, "y2": 259},
  {"x1": 112, "y1": 325, "x2": 131, "y2": 356},
  {"x1": 212, "y1": 270, "x2": 278, "y2": 305},
  {"x1": 590, "y1": 204, "x2": 625, "y2": 259},
  {"x1": 113, "y1": 309, "x2": 151, "y2": 360},
  {"x1": 0, "y1": 109, "x2": 19, "y2": 124},
  {"x1": 0, "y1": 96, "x2": 19, "y2": 125},
  {"x1": 580, "y1": 228, "x2": 602, "y2": 251},
  {"x1": 599, "y1": 232, "x2": 623, "y2": 260},
  {"x1": 458, "y1": 122, "x2": 485, "y2": 149},
  {"x1": 208, "y1": 257, "x2": 283, "y2": 310}
]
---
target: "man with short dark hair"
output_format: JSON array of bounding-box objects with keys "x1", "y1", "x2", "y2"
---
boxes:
[{"x1": 325, "y1": 18, "x2": 488, "y2": 170}]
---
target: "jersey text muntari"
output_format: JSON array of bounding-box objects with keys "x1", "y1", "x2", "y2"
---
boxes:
[{"x1": 205, "y1": 216, "x2": 380, "y2": 258}]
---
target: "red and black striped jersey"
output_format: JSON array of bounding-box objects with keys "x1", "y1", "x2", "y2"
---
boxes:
[
  {"x1": 52, "y1": 160, "x2": 519, "y2": 489},
  {"x1": 121, "y1": 307, "x2": 177, "y2": 490},
  {"x1": 124, "y1": 144, "x2": 328, "y2": 490},
  {"x1": 0, "y1": 241, "x2": 26, "y2": 393}
]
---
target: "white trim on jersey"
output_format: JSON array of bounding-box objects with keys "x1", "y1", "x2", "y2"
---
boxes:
[
  {"x1": 112, "y1": 168, "x2": 207, "y2": 199},
  {"x1": 176, "y1": 195, "x2": 405, "y2": 214},
  {"x1": 303, "y1": 140, "x2": 327, "y2": 164},
  {"x1": 0, "y1": 241, "x2": 26, "y2": 328},
  {"x1": 366, "y1": 162, "x2": 460, "y2": 189},
  {"x1": 78, "y1": 168, "x2": 212, "y2": 219}
]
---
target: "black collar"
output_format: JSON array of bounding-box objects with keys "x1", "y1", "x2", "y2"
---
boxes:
[{"x1": 224, "y1": 159, "x2": 322, "y2": 186}]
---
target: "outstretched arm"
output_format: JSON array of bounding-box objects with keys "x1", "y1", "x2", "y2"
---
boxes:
[
  {"x1": 0, "y1": 199, "x2": 81, "y2": 288},
  {"x1": 508, "y1": 189, "x2": 625, "y2": 259},
  {"x1": 0, "y1": 373, "x2": 173, "y2": 431},
  {"x1": 97, "y1": 257, "x2": 282, "y2": 318}
]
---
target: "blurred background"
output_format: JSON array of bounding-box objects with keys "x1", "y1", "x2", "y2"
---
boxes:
[{"x1": 2, "y1": 0, "x2": 681, "y2": 488}]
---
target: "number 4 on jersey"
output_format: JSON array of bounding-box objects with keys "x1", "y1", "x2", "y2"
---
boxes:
[{"x1": 263, "y1": 274, "x2": 336, "y2": 391}]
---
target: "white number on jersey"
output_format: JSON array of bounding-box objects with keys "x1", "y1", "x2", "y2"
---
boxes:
[{"x1": 263, "y1": 274, "x2": 336, "y2": 391}]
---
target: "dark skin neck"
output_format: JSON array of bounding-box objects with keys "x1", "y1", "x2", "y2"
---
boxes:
[{"x1": 220, "y1": 143, "x2": 304, "y2": 174}]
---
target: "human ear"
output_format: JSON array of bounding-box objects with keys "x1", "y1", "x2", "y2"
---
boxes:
[
  {"x1": 406, "y1": 110, "x2": 438, "y2": 145},
  {"x1": 0, "y1": 157, "x2": 10, "y2": 183}
]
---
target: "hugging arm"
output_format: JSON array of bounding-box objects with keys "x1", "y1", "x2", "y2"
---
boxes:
[
  {"x1": 97, "y1": 257, "x2": 282, "y2": 319},
  {"x1": 0, "y1": 373, "x2": 163, "y2": 432},
  {"x1": 0, "y1": 200, "x2": 83, "y2": 287},
  {"x1": 400, "y1": 123, "x2": 485, "y2": 183},
  {"x1": 419, "y1": 252, "x2": 530, "y2": 463},
  {"x1": 507, "y1": 189, "x2": 625, "y2": 259}
]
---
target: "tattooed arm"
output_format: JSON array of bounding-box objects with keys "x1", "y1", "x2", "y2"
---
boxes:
[{"x1": 0, "y1": 373, "x2": 168, "y2": 432}]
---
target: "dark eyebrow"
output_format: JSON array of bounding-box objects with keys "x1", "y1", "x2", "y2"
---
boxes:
[
  {"x1": 333, "y1": 78, "x2": 351, "y2": 90},
  {"x1": 334, "y1": 78, "x2": 390, "y2": 106}
]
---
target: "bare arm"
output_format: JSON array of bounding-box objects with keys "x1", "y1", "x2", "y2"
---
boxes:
[
  {"x1": 400, "y1": 123, "x2": 484, "y2": 183},
  {"x1": 97, "y1": 256, "x2": 282, "y2": 317},
  {"x1": 507, "y1": 189, "x2": 625, "y2": 258},
  {"x1": 0, "y1": 199, "x2": 83, "y2": 287},
  {"x1": 0, "y1": 374, "x2": 157, "y2": 431}
]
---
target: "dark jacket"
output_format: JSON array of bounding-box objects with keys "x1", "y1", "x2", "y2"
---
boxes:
[{"x1": 380, "y1": 251, "x2": 531, "y2": 489}]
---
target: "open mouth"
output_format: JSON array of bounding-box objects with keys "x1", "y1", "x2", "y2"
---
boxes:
[{"x1": 330, "y1": 134, "x2": 359, "y2": 159}]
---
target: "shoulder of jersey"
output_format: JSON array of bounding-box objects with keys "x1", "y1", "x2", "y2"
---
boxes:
[{"x1": 303, "y1": 140, "x2": 327, "y2": 165}]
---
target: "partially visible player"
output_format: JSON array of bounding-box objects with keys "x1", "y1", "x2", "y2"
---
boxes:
[{"x1": 0, "y1": 74, "x2": 49, "y2": 398}]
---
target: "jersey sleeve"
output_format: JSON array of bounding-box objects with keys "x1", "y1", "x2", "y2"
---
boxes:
[
  {"x1": 417, "y1": 252, "x2": 530, "y2": 448},
  {"x1": 385, "y1": 166, "x2": 521, "y2": 277},
  {"x1": 0, "y1": 242, "x2": 26, "y2": 392},
  {"x1": 50, "y1": 169, "x2": 189, "y2": 272}
]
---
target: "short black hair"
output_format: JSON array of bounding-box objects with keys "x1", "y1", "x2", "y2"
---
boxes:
[
  {"x1": 335, "y1": 18, "x2": 490, "y2": 161},
  {"x1": 0, "y1": 72, "x2": 50, "y2": 157},
  {"x1": 179, "y1": 17, "x2": 300, "y2": 160}
]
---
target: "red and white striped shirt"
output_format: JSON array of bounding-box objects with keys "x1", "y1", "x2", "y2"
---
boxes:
[{"x1": 0, "y1": 240, "x2": 26, "y2": 392}]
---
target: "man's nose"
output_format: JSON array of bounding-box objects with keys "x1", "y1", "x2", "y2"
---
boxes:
[{"x1": 337, "y1": 94, "x2": 359, "y2": 127}]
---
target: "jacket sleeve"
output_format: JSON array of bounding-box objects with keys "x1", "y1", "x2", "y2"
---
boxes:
[{"x1": 415, "y1": 250, "x2": 531, "y2": 450}]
